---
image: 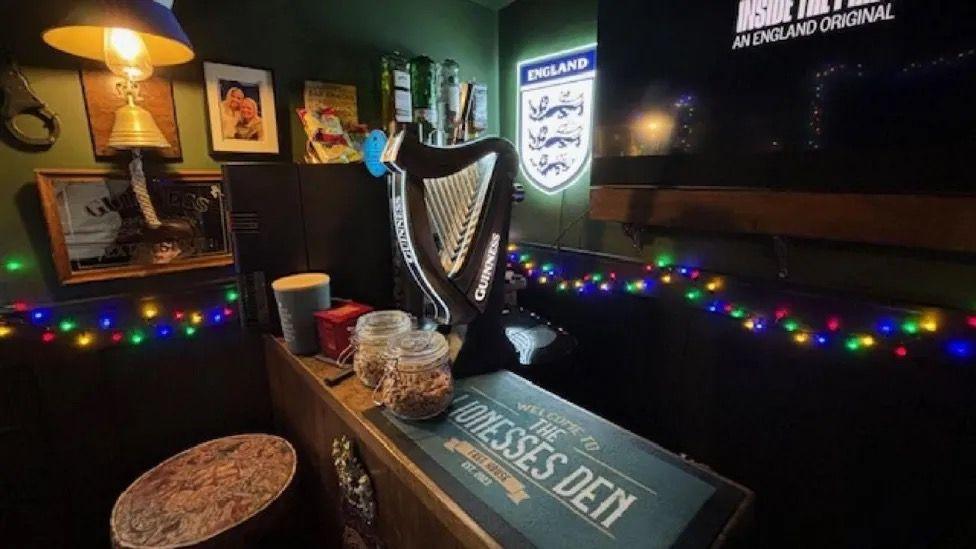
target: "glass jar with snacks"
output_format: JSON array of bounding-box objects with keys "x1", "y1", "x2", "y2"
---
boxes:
[
  {"x1": 346, "y1": 310, "x2": 413, "y2": 388},
  {"x1": 376, "y1": 330, "x2": 453, "y2": 420}
]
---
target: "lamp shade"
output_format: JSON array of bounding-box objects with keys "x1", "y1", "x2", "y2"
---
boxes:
[{"x1": 42, "y1": 0, "x2": 194, "y2": 66}]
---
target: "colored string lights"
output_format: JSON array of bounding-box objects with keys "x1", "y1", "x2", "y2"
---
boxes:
[
  {"x1": 0, "y1": 284, "x2": 240, "y2": 351},
  {"x1": 509, "y1": 244, "x2": 975, "y2": 362}
]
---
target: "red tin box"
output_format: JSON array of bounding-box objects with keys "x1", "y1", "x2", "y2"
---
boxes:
[{"x1": 314, "y1": 302, "x2": 374, "y2": 360}]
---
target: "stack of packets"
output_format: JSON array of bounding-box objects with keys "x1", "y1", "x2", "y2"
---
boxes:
[{"x1": 299, "y1": 81, "x2": 369, "y2": 164}]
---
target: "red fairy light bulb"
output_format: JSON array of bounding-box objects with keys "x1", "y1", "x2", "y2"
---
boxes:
[
  {"x1": 775, "y1": 308, "x2": 790, "y2": 321},
  {"x1": 42, "y1": 332, "x2": 56, "y2": 343},
  {"x1": 111, "y1": 332, "x2": 125, "y2": 343},
  {"x1": 174, "y1": 310, "x2": 186, "y2": 321},
  {"x1": 223, "y1": 307, "x2": 234, "y2": 317},
  {"x1": 967, "y1": 316, "x2": 976, "y2": 329},
  {"x1": 827, "y1": 317, "x2": 841, "y2": 331},
  {"x1": 690, "y1": 269, "x2": 701, "y2": 280},
  {"x1": 12, "y1": 301, "x2": 28, "y2": 312},
  {"x1": 894, "y1": 346, "x2": 908, "y2": 358}
]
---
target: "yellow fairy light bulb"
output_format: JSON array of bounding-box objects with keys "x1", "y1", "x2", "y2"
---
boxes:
[
  {"x1": 793, "y1": 333, "x2": 810, "y2": 344},
  {"x1": 76, "y1": 332, "x2": 94, "y2": 348},
  {"x1": 743, "y1": 319, "x2": 755, "y2": 331},
  {"x1": 661, "y1": 274, "x2": 673, "y2": 284},
  {"x1": 0, "y1": 325, "x2": 12, "y2": 338},
  {"x1": 706, "y1": 278, "x2": 723, "y2": 292},
  {"x1": 573, "y1": 280, "x2": 584, "y2": 289},
  {"x1": 142, "y1": 304, "x2": 159, "y2": 319},
  {"x1": 860, "y1": 335, "x2": 876, "y2": 348},
  {"x1": 190, "y1": 312, "x2": 204, "y2": 326},
  {"x1": 507, "y1": 243, "x2": 518, "y2": 252},
  {"x1": 538, "y1": 276, "x2": 549, "y2": 284},
  {"x1": 920, "y1": 316, "x2": 939, "y2": 333}
]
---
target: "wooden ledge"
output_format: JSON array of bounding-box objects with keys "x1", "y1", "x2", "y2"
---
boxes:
[{"x1": 590, "y1": 186, "x2": 976, "y2": 254}]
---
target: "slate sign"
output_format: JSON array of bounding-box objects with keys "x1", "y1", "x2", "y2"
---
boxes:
[{"x1": 366, "y1": 372, "x2": 751, "y2": 548}]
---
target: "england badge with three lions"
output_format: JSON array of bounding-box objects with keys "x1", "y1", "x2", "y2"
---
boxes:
[{"x1": 518, "y1": 45, "x2": 596, "y2": 194}]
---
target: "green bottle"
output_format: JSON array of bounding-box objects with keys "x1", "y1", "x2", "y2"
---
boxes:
[
  {"x1": 410, "y1": 54, "x2": 439, "y2": 136},
  {"x1": 380, "y1": 51, "x2": 411, "y2": 134},
  {"x1": 440, "y1": 59, "x2": 461, "y2": 143}
]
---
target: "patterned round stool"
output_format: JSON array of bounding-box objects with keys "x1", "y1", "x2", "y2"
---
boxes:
[{"x1": 111, "y1": 434, "x2": 297, "y2": 548}]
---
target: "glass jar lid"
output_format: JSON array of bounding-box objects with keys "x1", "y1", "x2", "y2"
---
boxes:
[
  {"x1": 354, "y1": 310, "x2": 412, "y2": 343},
  {"x1": 386, "y1": 330, "x2": 449, "y2": 372}
]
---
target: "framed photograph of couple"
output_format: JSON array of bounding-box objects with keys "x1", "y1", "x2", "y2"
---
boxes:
[{"x1": 204, "y1": 62, "x2": 279, "y2": 154}]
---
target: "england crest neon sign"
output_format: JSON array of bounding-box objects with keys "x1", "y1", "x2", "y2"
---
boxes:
[{"x1": 518, "y1": 44, "x2": 597, "y2": 195}]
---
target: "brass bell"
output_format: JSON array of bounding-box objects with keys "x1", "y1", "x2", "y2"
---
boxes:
[{"x1": 108, "y1": 98, "x2": 169, "y2": 150}]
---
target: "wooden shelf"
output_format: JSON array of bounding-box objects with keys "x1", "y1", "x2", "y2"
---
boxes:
[{"x1": 590, "y1": 186, "x2": 976, "y2": 254}]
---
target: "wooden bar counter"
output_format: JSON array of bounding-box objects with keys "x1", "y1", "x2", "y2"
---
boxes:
[
  {"x1": 266, "y1": 336, "x2": 500, "y2": 549},
  {"x1": 266, "y1": 336, "x2": 752, "y2": 548}
]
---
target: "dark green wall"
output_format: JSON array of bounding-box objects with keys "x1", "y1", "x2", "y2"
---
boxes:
[
  {"x1": 499, "y1": 0, "x2": 975, "y2": 309},
  {"x1": 0, "y1": 0, "x2": 499, "y2": 305}
]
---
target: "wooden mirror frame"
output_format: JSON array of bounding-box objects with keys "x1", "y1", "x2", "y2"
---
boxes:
[{"x1": 36, "y1": 169, "x2": 233, "y2": 285}]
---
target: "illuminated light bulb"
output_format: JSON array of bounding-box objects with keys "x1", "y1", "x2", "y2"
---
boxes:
[
  {"x1": 4, "y1": 258, "x2": 24, "y2": 272},
  {"x1": 591, "y1": 274, "x2": 604, "y2": 283},
  {"x1": 111, "y1": 332, "x2": 125, "y2": 344},
  {"x1": 526, "y1": 269, "x2": 535, "y2": 277},
  {"x1": 12, "y1": 301, "x2": 28, "y2": 312},
  {"x1": 730, "y1": 308, "x2": 747, "y2": 319},
  {"x1": 142, "y1": 304, "x2": 159, "y2": 320},
  {"x1": 174, "y1": 310, "x2": 186, "y2": 321},
  {"x1": 706, "y1": 279, "x2": 722, "y2": 293},
  {"x1": 707, "y1": 301, "x2": 721, "y2": 313},
  {"x1": 743, "y1": 319, "x2": 756, "y2": 331},
  {"x1": 558, "y1": 282, "x2": 568, "y2": 291},
  {"x1": 782, "y1": 319, "x2": 800, "y2": 333},
  {"x1": 815, "y1": 334, "x2": 829, "y2": 346},
  {"x1": 661, "y1": 274, "x2": 673, "y2": 284},
  {"x1": 894, "y1": 346, "x2": 908, "y2": 358},
  {"x1": 541, "y1": 263, "x2": 555, "y2": 273},
  {"x1": 968, "y1": 316, "x2": 976, "y2": 329},
  {"x1": 685, "y1": 289, "x2": 702, "y2": 301},
  {"x1": 99, "y1": 315, "x2": 114, "y2": 330},
  {"x1": 678, "y1": 267, "x2": 689, "y2": 276},
  {"x1": 723, "y1": 304, "x2": 734, "y2": 313},
  {"x1": 42, "y1": 331, "x2": 56, "y2": 344},
  {"x1": 644, "y1": 264, "x2": 655, "y2": 273},
  {"x1": 794, "y1": 333, "x2": 810, "y2": 345},
  {"x1": 156, "y1": 325, "x2": 173, "y2": 338},
  {"x1": 59, "y1": 319, "x2": 77, "y2": 333},
  {"x1": 573, "y1": 280, "x2": 583, "y2": 289},
  {"x1": 538, "y1": 276, "x2": 548, "y2": 285},
  {"x1": 878, "y1": 320, "x2": 895, "y2": 335},
  {"x1": 76, "y1": 333, "x2": 94, "y2": 348},
  {"x1": 901, "y1": 320, "x2": 919, "y2": 335},
  {"x1": 656, "y1": 255, "x2": 673, "y2": 268},
  {"x1": 860, "y1": 335, "x2": 876, "y2": 348},
  {"x1": 599, "y1": 282, "x2": 610, "y2": 292},
  {"x1": 31, "y1": 309, "x2": 51, "y2": 323},
  {"x1": 129, "y1": 330, "x2": 145, "y2": 345},
  {"x1": 635, "y1": 281, "x2": 646, "y2": 291},
  {"x1": 212, "y1": 312, "x2": 224, "y2": 324},
  {"x1": 826, "y1": 317, "x2": 841, "y2": 332},
  {"x1": 609, "y1": 272, "x2": 617, "y2": 280},
  {"x1": 184, "y1": 325, "x2": 198, "y2": 337},
  {"x1": 690, "y1": 269, "x2": 701, "y2": 280},
  {"x1": 775, "y1": 308, "x2": 790, "y2": 321},
  {"x1": 947, "y1": 340, "x2": 973, "y2": 359},
  {"x1": 225, "y1": 290, "x2": 240, "y2": 303},
  {"x1": 507, "y1": 244, "x2": 518, "y2": 252},
  {"x1": 524, "y1": 262, "x2": 535, "y2": 270},
  {"x1": 190, "y1": 312, "x2": 204, "y2": 325},
  {"x1": 845, "y1": 337, "x2": 861, "y2": 352},
  {"x1": 519, "y1": 254, "x2": 531, "y2": 262},
  {"x1": 104, "y1": 28, "x2": 153, "y2": 82},
  {"x1": 920, "y1": 316, "x2": 939, "y2": 333},
  {"x1": 0, "y1": 325, "x2": 12, "y2": 338}
]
